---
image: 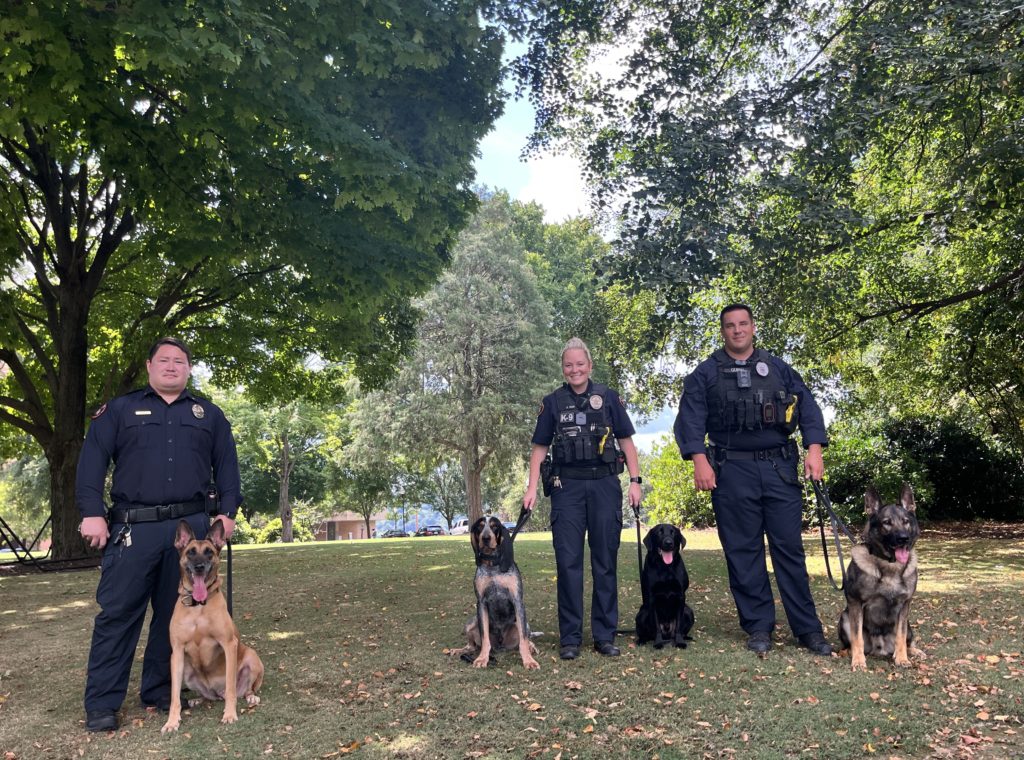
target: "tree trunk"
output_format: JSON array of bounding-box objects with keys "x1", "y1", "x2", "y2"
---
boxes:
[
  {"x1": 279, "y1": 432, "x2": 293, "y2": 542},
  {"x1": 48, "y1": 291, "x2": 93, "y2": 560},
  {"x1": 462, "y1": 449, "x2": 483, "y2": 522}
]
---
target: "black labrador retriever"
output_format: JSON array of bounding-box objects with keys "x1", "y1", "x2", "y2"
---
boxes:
[{"x1": 635, "y1": 523, "x2": 695, "y2": 649}]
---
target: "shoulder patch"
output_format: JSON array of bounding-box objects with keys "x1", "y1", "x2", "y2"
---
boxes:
[
  {"x1": 91, "y1": 403, "x2": 107, "y2": 420},
  {"x1": 537, "y1": 402, "x2": 544, "y2": 417}
]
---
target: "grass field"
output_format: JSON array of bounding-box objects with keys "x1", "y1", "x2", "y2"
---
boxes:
[{"x1": 1, "y1": 527, "x2": 1022, "y2": 759}]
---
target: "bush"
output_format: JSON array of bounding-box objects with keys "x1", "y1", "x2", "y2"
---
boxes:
[
  {"x1": 228, "y1": 511, "x2": 256, "y2": 545},
  {"x1": 824, "y1": 415, "x2": 1024, "y2": 522},
  {"x1": 255, "y1": 517, "x2": 315, "y2": 544},
  {"x1": 644, "y1": 436, "x2": 715, "y2": 528}
]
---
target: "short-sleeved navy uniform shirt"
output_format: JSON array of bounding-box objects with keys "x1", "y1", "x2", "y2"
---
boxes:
[
  {"x1": 532, "y1": 380, "x2": 636, "y2": 465},
  {"x1": 674, "y1": 352, "x2": 828, "y2": 458},
  {"x1": 76, "y1": 386, "x2": 243, "y2": 519}
]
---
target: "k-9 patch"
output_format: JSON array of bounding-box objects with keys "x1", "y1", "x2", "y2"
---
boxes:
[{"x1": 559, "y1": 412, "x2": 575, "y2": 423}]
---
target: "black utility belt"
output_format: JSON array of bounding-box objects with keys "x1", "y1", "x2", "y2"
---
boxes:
[
  {"x1": 712, "y1": 443, "x2": 793, "y2": 461},
  {"x1": 557, "y1": 464, "x2": 620, "y2": 480},
  {"x1": 109, "y1": 499, "x2": 207, "y2": 524}
]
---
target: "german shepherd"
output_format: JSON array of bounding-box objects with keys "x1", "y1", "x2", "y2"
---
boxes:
[
  {"x1": 162, "y1": 520, "x2": 264, "y2": 732},
  {"x1": 838, "y1": 483, "x2": 925, "y2": 670},
  {"x1": 453, "y1": 516, "x2": 539, "y2": 670}
]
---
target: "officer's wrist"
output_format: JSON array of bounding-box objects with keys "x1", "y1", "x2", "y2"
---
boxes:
[{"x1": 629, "y1": 476, "x2": 642, "y2": 484}]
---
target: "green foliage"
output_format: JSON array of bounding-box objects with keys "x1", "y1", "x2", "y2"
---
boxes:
[
  {"x1": 824, "y1": 415, "x2": 1024, "y2": 523},
  {"x1": 0, "y1": 0, "x2": 508, "y2": 556},
  {"x1": 352, "y1": 192, "x2": 561, "y2": 520},
  {"x1": 255, "y1": 517, "x2": 314, "y2": 545},
  {"x1": 643, "y1": 435, "x2": 714, "y2": 528},
  {"x1": 0, "y1": 454, "x2": 50, "y2": 537},
  {"x1": 521, "y1": 0, "x2": 1024, "y2": 455},
  {"x1": 228, "y1": 510, "x2": 256, "y2": 546}
]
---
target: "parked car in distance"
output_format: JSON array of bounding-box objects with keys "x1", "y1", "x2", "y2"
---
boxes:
[
  {"x1": 449, "y1": 517, "x2": 471, "y2": 535},
  {"x1": 379, "y1": 529, "x2": 409, "y2": 538},
  {"x1": 414, "y1": 525, "x2": 446, "y2": 537}
]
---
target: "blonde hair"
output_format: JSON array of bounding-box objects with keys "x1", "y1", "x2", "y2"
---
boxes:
[{"x1": 561, "y1": 337, "x2": 593, "y2": 365}]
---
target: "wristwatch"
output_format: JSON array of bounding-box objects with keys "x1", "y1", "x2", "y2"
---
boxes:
[{"x1": 629, "y1": 476, "x2": 642, "y2": 484}]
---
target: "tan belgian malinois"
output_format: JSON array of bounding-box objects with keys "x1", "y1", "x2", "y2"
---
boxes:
[{"x1": 162, "y1": 520, "x2": 264, "y2": 733}]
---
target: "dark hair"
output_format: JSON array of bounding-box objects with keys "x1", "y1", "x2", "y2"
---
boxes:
[
  {"x1": 148, "y1": 337, "x2": 193, "y2": 365},
  {"x1": 719, "y1": 303, "x2": 754, "y2": 325}
]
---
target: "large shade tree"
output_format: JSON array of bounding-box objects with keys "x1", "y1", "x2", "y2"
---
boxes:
[
  {"x1": 353, "y1": 192, "x2": 559, "y2": 522},
  {"x1": 520, "y1": 0, "x2": 1024, "y2": 448},
  {"x1": 0, "y1": 0, "x2": 509, "y2": 557}
]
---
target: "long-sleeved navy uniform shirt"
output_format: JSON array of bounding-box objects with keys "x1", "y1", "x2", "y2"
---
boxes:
[{"x1": 76, "y1": 386, "x2": 243, "y2": 519}]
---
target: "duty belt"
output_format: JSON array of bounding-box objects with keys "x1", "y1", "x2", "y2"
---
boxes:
[
  {"x1": 109, "y1": 499, "x2": 206, "y2": 524},
  {"x1": 713, "y1": 444, "x2": 792, "y2": 461},
  {"x1": 557, "y1": 463, "x2": 619, "y2": 480}
]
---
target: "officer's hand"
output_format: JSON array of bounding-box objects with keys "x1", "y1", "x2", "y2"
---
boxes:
[
  {"x1": 803, "y1": 444, "x2": 824, "y2": 481},
  {"x1": 692, "y1": 455, "x2": 717, "y2": 491},
  {"x1": 522, "y1": 490, "x2": 536, "y2": 511},
  {"x1": 628, "y1": 482, "x2": 643, "y2": 508},
  {"x1": 213, "y1": 515, "x2": 236, "y2": 541},
  {"x1": 80, "y1": 516, "x2": 110, "y2": 550}
]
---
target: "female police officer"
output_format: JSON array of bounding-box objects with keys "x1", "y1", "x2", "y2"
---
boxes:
[{"x1": 523, "y1": 338, "x2": 642, "y2": 660}]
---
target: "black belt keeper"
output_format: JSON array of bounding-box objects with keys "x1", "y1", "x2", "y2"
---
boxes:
[
  {"x1": 109, "y1": 499, "x2": 206, "y2": 524},
  {"x1": 715, "y1": 444, "x2": 792, "y2": 461}
]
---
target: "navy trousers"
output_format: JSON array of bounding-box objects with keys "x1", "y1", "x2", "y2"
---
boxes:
[
  {"x1": 550, "y1": 475, "x2": 623, "y2": 646},
  {"x1": 84, "y1": 512, "x2": 209, "y2": 711},
  {"x1": 711, "y1": 456, "x2": 823, "y2": 637}
]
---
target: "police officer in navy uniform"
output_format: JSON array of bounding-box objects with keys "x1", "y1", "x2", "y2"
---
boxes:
[
  {"x1": 524, "y1": 338, "x2": 643, "y2": 660},
  {"x1": 674, "y1": 304, "x2": 831, "y2": 656},
  {"x1": 77, "y1": 337, "x2": 243, "y2": 732}
]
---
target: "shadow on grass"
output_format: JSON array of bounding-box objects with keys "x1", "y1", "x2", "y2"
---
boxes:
[{"x1": 1, "y1": 529, "x2": 1022, "y2": 758}]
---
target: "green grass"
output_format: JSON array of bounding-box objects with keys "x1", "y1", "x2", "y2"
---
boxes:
[{"x1": 1, "y1": 529, "x2": 1022, "y2": 759}]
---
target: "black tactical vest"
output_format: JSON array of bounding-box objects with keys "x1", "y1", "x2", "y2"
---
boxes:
[
  {"x1": 706, "y1": 349, "x2": 800, "y2": 436},
  {"x1": 550, "y1": 384, "x2": 621, "y2": 466}
]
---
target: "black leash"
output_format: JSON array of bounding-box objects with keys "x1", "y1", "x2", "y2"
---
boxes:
[
  {"x1": 811, "y1": 479, "x2": 856, "y2": 591},
  {"x1": 226, "y1": 539, "x2": 233, "y2": 616},
  {"x1": 509, "y1": 507, "x2": 531, "y2": 540}
]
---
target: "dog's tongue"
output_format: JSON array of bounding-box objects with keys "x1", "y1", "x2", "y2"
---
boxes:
[
  {"x1": 895, "y1": 547, "x2": 910, "y2": 565},
  {"x1": 191, "y1": 576, "x2": 208, "y2": 603},
  {"x1": 661, "y1": 550, "x2": 673, "y2": 565}
]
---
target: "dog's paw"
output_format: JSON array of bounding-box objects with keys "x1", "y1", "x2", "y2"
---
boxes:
[
  {"x1": 161, "y1": 719, "x2": 180, "y2": 734},
  {"x1": 522, "y1": 655, "x2": 540, "y2": 670},
  {"x1": 472, "y1": 655, "x2": 489, "y2": 668},
  {"x1": 893, "y1": 655, "x2": 911, "y2": 668},
  {"x1": 910, "y1": 646, "x2": 927, "y2": 660},
  {"x1": 245, "y1": 694, "x2": 261, "y2": 707},
  {"x1": 851, "y1": 654, "x2": 868, "y2": 671},
  {"x1": 187, "y1": 697, "x2": 204, "y2": 708},
  {"x1": 221, "y1": 710, "x2": 238, "y2": 724}
]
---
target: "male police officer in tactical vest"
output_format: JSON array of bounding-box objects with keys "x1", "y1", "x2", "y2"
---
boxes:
[
  {"x1": 673, "y1": 304, "x2": 832, "y2": 656},
  {"x1": 77, "y1": 337, "x2": 243, "y2": 731}
]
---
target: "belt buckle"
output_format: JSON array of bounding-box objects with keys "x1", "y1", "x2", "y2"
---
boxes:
[
  {"x1": 756, "y1": 450, "x2": 768, "y2": 461},
  {"x1": 157, "y1": 504, "x2": 172, "y2": 521}
]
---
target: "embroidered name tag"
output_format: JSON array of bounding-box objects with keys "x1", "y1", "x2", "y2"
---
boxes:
[{"x1": 134, "y1": 410, "x2": 152, "y2": 416}]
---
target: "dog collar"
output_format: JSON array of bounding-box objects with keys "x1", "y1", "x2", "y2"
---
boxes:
[{"x1": 180, "y1": 591, "x2": 207, "y2": 606}]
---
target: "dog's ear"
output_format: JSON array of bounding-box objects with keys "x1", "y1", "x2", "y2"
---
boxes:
[
  {"x1": 643, "y1": 529, "x2": 656, "y2": 552},
  {"x1": 174, "y1": 520, "x2": 195, "y2": 550},
  {"x1": 899, "y1": 482, "x2": 916, "y2": 513},
  {"x1": 864, "y1": 485, "x2": 883, "y2": 515},
  {"x1": 207, "y1": 519, "x2": 227, "y2": 549},
  {"x1": 674, "y1": 526, "x2": 686, "y2": 551},
  {"x1": 469, "y1": 518, "x2": 484, "y2": 553}
]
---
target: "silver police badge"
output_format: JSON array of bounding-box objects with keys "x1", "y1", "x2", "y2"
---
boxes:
[
  {"x1": 589, "y1": 395, "x2": 604, "y2": 410},
  {"x1": 755, "y1": 361, "x2": 770, "y2": 377},
  {"x1": 192, "y1": 403, "x2": 205, "y2": 419}
]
